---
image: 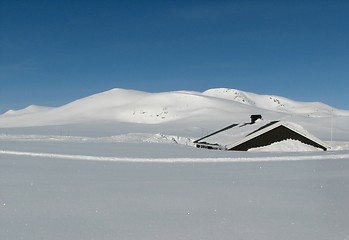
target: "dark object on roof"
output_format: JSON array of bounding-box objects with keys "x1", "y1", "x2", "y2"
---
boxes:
[
  {"x1": 195, "y1": 118, "x2": 330, "y2": 151},
  {"x1": 250, "y1": 114, "x2": 262, "y2": 124}
]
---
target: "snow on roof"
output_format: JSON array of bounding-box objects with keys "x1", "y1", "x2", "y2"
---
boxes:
[{"x1": 196, "y1": 119, "x2": 270, "y2": 146}]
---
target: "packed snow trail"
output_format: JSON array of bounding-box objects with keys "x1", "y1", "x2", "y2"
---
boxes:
[{"x1": 1, "y1": 150, "x2": 349, "y2": 163}]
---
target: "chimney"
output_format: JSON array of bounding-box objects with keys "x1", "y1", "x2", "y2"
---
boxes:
[{"x1": 250, "y1": 115, "x2": 262, "y2": 124}]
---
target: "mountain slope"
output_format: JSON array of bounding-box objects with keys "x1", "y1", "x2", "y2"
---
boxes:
[
  {"x1": 203, "y1": 88, "x2": 348, "y2": 116},
  {"x1": 0, "y1": 88, "x2": 348, "y2": 128}
]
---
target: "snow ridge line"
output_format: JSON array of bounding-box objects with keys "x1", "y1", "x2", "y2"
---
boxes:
[{"x1": 1, "y1": 150, "x2": 349, "y2": 162}]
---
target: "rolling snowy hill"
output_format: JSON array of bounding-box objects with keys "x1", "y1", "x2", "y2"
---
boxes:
[
  {"x1": 203, "y1": 88, "x2": 349, "y2": 116},
  {"x1": 1, "y1": 88, "x2": 348, "y2": 127},
  {"x1": 1, "y1": 88, "x2": 349, "y2": 142}
]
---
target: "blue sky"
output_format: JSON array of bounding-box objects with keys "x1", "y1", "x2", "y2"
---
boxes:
[{"x1": 1, "y1": 0, "x2": 348, "y2": 113}]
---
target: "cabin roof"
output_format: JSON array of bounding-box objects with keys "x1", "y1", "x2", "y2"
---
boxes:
[{"x1": 195, "y1": 119, "x2": 330, "y2": 151}]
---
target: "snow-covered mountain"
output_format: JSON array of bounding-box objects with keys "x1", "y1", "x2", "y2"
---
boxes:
[
  {"x1": 203, "y1": 88, "x2": 348, "y2": 116},
  {"x1": 0, "y1": 88, "x2": 348, "y2": 129}
]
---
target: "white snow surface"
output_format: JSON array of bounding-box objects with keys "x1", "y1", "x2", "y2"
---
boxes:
[
  {"x1": 1, "y1": 88, "x2": 349, "y2": 240},
  {"x1": 203, "y1": 88, "x2": 349, "y2": 116},
  {"x1": 1, "y1": 88, "x2": 348, "y2": 128},
  {"x1": 1, "y1": 139, "x2": 349, "y2": 240},
  {"x1": 0, "y1": 87, "x2": 348, "y2": 142},
  {"x1": 0, "y1": 87, "x2": 349, "y2": 151}
]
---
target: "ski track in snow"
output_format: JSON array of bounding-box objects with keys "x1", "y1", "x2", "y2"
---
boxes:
[{"x1": 1, "y1": 149, "x2": 348, "y2": 163}]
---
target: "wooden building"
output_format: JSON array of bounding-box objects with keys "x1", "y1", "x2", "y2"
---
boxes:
[{"x1": 194, "y1": 115, "x2": 330, "y2": 151}]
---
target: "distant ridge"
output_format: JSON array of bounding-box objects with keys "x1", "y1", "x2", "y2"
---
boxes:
[
  {"x1": 203, "y1": 88, "x2": 346, "y2": 115},
  {"x1": 0, "y1": 88, "x2": 348, "y2": 128}
]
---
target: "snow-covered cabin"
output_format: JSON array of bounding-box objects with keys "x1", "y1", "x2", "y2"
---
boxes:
[{"x1": 194, "y1": 115, "x2": 330, "y2": 151}]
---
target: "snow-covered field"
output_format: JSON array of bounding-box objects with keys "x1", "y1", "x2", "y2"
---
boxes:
[
  {"x1": 1, "y1": 150, "x2": 349, "y2": 240},
  {"x1": 1, "y1": 88, "x2": 349, "y2": 239}
]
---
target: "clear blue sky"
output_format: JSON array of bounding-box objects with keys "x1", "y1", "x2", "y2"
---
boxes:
[{"x1": 1, "y1": 0, "x2": 348, "y2": 113}]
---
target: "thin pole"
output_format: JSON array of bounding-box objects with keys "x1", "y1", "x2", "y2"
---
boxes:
[{"x1": 331, "y1": 109, "x2": 333, "y2": 145}]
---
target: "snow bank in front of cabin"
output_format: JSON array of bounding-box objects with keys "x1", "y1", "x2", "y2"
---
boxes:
[{"x1": 249, "y1": 139, "x2": 323, "y2": 152}]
